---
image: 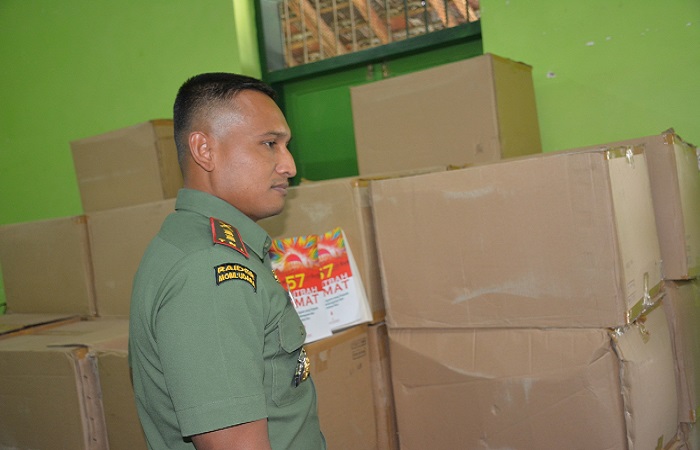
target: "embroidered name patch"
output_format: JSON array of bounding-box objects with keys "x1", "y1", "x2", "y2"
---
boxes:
[
  {"x1": 211, "y1": 217, "x2": 249, "y2": 259},
  {"x1": 215, "y1": 263, "x2": 257, "y2": 291}
]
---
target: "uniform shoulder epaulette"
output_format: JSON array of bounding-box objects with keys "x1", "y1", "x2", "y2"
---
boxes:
[{"x1": 210, "y1": 217, "x2": 249, "y2": 259}]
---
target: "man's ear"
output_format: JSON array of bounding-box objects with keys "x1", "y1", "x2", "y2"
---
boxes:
[{"x1": 188, "y1": 132, "x2": 215, "y2": 172}]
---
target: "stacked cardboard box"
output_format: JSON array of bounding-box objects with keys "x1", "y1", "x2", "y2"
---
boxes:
[
  {"x1": 634, "y1": 131, "x2": 700, "y2": 448},
  {"x1": 0, "y1": 120, "x2": 180, "y2": 319},
  {"x1": 350, "y1": 53, "x2": 543, "y2": 176},
  {"x1": 0, "y1": 215, "x2": 96, "y2": 316},
  {"x1": 664, "y1": 280, "x2": 700, "y2": 449},
  {"x1": 259, "y1": 169, "x2": 445, "y2": 325},
  {"x1": 370, "y1": 143, "x2": 682, "y2": 448},
  {"x1": 597, "y1": 130, "x2": 700, "y2": 448},
  {"x1": 0, "y1": 121, "x2": 181, "y2": 448},
  {"x1": 1, "y1": 120, "x2": 395, "y2": 448},
  {"x1": 0, "y1": 318, "x2": 130, "y2": 450},
  {"x1": 71, "y1": 119, "x2": 182, "y2": 213},
  {"x1": 259, "y1": 173, "x2": 441, "y2": 449},
  {"x1": 86, "y1": 198, "x2": 176, "y2": 317}
]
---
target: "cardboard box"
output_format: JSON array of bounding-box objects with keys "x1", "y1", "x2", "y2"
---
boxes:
[
  {"x1": 71, "y1": 120, "x2": 182, "y2": 213},
  {"x1": 259, "y1": 175, "x2": 424, "y2": 323},
  {"x1": 663, "y1": 279, "x2": 700, "y2": 424},
  {"x1": 306, "y1": 325, "x2": 378, "y2": 449},
  {"x1": 610, "y1": 131, "x2": 700, "y2": 280},
  {"x1": 92, "y1": 335, "x2": 148, "y2": 450},
  {"x1": 87, "y1": 199, "x2": 175, "y2": 317},
  {"x1": 682, "y1": 422, "x2": 699, "y2": 450},
  {"x1": 612, "y1": 304, "x2": 680, "y2": 449},
  {"x1": 0, "y1": 312, "x2": 80, "y2": 339},
  {"x1": 0, "y1": 318, "x2": 129, "y2": 450},
  {"x1": 93, "y1": 324, "x2": 380, "y2": 450},
  {"x1": 367, "y1": 322, "x2": 399, "y2": 450},
  {"x1": 388, "y1": 306, "x2": 678, "y2": 450},
  {"x1": 371, "y1": 146, "x2": 663, "y2": 328},
  {"x1": 350, "y1": 53, "x2": 542, "y2": 176},
  {"x1": 0, "y1": 215, "x2": 96, "y2": 315}
]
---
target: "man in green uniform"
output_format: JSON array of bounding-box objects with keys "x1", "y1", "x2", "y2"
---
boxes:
[{"x1": 129, "y1": 73, "x2": 326, "y2": 450}]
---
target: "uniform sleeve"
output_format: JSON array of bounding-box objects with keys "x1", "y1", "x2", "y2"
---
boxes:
[{"x1": 154, "y1": 248, "x2": 268, "y2": 437}]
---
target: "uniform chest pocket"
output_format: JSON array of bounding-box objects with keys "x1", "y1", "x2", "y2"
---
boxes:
[{"x1": 271, "y1": 303, "x2": 308, "y2": 407}]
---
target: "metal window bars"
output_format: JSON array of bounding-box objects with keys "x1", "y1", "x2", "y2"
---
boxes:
[{"x1": 279, "y1": 0, "x2": 480, "y2": 67}]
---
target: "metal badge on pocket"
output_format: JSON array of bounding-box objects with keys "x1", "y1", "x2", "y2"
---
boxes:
[{"x1": 293, "y1": 347, "x2": 310, "y2": 387}]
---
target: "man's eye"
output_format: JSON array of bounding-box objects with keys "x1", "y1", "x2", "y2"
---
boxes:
[{"x1": 263, "y1": 141, "x2": 276, "y2": 148}]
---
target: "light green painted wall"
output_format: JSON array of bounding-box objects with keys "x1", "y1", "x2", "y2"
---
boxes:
[
  {"x1": 0, "y1": 0, "x2": 261, "y2": 312},
  {"x1": 0, "y1": 0, "x2": 263, "y2": 227},
  {"x1": 481, "y1": 0, "x2": 700, "y2": 152}
]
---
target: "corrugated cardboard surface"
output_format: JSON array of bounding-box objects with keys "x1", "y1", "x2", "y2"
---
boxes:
[
  {"x1": 92, "y1": 324, "x2": 381, "y2": 450},
  {"x1": 0, "y1": 215, "x2": 96, "y2": 315},
  {"x1": 0, "y1": 318, "x2": 128, "y2": 450},
  {"x1": 388, "y1": 326, "x2": 627, "y2": 449},
  {"x1": 71, "y1": 120, "x2": 182, "y2": 213},
  {"x1": 87, "y1": 198, "x2": 175, "y2": 317},
  {"x1": 682, "y1": 422, "x2": 700, "y2": 450},
  {"x1": 350, "y1": 53, "x2": 542, "y2": 176},
  {"x1": 611, "y1": 304, "x2": 679, "y2": 449},
  {"x1": 371, "y1": 147, "x2": 662, "y2": 328},
  {"x1": 367, "y1": 322, "x2": 399, "y2": 450},
  {"x1": 92, "y1": 335, "x2": 148, "y2": 450},
  {"x1": 388, "y1": 305, "x2": 678, "y2": 450},
  {"x1": 259, "y1": 169, "x2": 447, "y2": 324},
  {"x1": 614, "y1": 131, "x2": 700, "y2": 280},
  {"x1": 306, "y1": 324, "x2": 378, "y2": 449},
  {"x1": 0, "y1": 312, "x2": 80, "y2": 338},
  {"x1": 663, "y1": 279, "x2": 700, "y2": 423},
  {"x1": 259, "y1": 177, "x2": 386, "y2": 322}
]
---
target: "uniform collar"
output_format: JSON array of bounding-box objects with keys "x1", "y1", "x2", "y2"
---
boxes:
[{"x1": 174, "y1": 188, "x2": 272, "y2": 260}]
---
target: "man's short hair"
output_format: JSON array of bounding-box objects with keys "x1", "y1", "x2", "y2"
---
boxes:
[{"x1": 173, "y1": 73, "x2": 277, "y2": 170}]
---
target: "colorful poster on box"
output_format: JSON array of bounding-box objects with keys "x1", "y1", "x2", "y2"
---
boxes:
[
  {"x1": 269, "y1": 235, "x2": 332, "y2": 343},
  {"x1": 318, "y1": 227, "x2": 372, "y2": 331}
]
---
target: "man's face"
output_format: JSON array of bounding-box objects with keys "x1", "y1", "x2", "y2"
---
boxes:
[{"x1": 208, "y1": 90, "x2": 296, "y2": 221}]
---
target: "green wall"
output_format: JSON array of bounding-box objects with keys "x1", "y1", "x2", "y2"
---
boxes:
[
  {"x1": 0, "y1": 0, "x2": 261, "y2": 311},
  {"x1": 480, "y1": 0, "x2": 700, "y2": 152},
  {"x1": 0, "y1": 0, "x2": 261, "y2": 226}
]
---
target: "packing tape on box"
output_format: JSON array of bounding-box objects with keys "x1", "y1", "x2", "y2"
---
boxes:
[
  {"x1": 626, "y1": 276, "x2": 664, "y2": 325},
  {"x1": 611, "y1": 298, "x2": 663, "y2": 341},
  {"x1": 605, "y1": 145, "x2": 644, "y2": 167},
  {"x1": 662, "y1": 128, "x2": 700, "y2": 171}
]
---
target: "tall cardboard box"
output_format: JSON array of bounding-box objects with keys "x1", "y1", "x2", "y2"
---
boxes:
[
  {"x1": 71, "y1": 120, "x2": 182, "y2": 213},
  {"x1": 388, "y1": 306, "x2": 678, "y2": 450},
  {"x1": 0, "y1": 318, "x2": 129, "y2": 450},
  {"x1": 0, "y1": 215, "x2": 96, "y2": 315},
  {"x1": 370, "y1": 145, "x2": 663, "y2": 328},
  {"x1": 350, "y1": 53, "x2": 542, "y2": 176},
  {"x1": 610, "y1": 130, "x2": 700, "y2": 280},
  {"x1": 87, "y1": 199, "x2": 175, "y2": 317},
  {"x1": 306, "y1": 325, "x2": 378, "y2": 449},
  {"x1": 663, "y1": 279, "x2": 700, "y2": 424}
]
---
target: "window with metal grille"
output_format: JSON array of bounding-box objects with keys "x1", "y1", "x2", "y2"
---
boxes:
[{"x1": 277, "y1": 0, "x2": 480, "y2": 67}]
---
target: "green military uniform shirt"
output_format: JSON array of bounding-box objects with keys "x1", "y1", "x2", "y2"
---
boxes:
[{"x1": 129, "y1": 188, "x2": 325, "y2": 450}]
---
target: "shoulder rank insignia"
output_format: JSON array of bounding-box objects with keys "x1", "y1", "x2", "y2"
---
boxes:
[{"x1": 210, "y1": 217, "x2": 249, "y2": 259}]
